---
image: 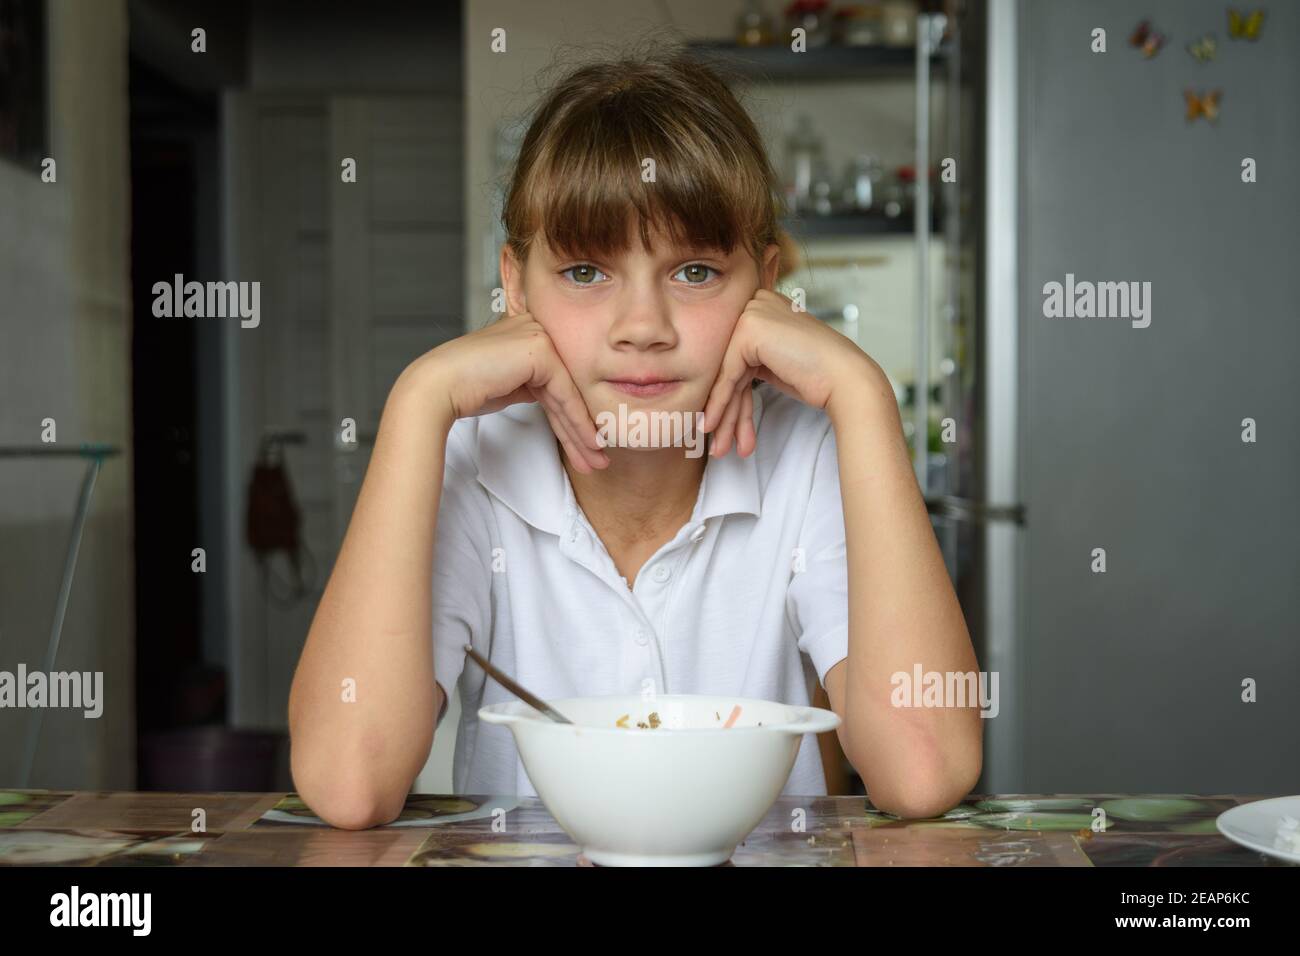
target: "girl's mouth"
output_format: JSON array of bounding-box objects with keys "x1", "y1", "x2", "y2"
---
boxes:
[{"x1": 605, "y1": 378, "x2": 682, "y2": 397}]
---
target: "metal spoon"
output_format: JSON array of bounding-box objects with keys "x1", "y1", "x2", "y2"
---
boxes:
[{"x1": 464, "y1": 644, "x2": 573, "y2": 724}]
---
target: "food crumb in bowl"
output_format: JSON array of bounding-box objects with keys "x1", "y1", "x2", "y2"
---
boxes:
[
  {"x1": 722, "y1": 704, "x2": 742, "y2": 728},
  {"x1": 618, "y1": 711, "x2": 662, "y2": 729}
]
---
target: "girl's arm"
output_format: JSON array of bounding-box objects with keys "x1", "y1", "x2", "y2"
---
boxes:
[
  {"x1": 824, "y1": 373, "x2": 983, "y2": 819},
  {"x1": 289, "y1": 314, "x2": 607, "y2": 830},
  {"x1": 287, "y1": 360, "x2": 456, "y2": 829},
  {"x1": 701, "y1": 289, "x2": 982, "y2": 817}
]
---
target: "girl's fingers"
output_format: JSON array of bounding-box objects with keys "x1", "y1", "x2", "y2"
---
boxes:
[
  {"x1": 735, "y1": 381, "x2": 756, "y2": 457},
  {"x1": 718, "y1": 373, "x2": 754, "y2": 456},
  {"x1": 534, "y1": 393, "x2": 594, "y2": 473},
  {"x1": 552, "y1": 381, "x2": 606, "y2": 455},
  {"x1": 702, "y1": 339, "x2": 754, "y2": 432},
  {"x1": 708, "y1": 397, "x2": 732, "y2": 456},
  {"x1": 712, "y1": 386, "x2": 744, "y2": 457},
  {"x1": 556, "y1": 409, "x2": 606, "y2": 472},
  {"x1": 537, "y1": 388, "x2": 608, "y2": 471},
  {"x1": 535, "y1": 353, "x2": 610, "y2": 469}
]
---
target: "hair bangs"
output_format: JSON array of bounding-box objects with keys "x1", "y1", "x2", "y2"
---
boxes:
[{"x1": 503, "y1": 45, "x2": 783, "y2": 271}]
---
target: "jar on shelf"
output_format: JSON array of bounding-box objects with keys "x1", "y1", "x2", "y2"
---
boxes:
[
  {"x1": 734, "y1": 0, "x2": 775, "y2": 47},
  {"x1": 833, "y1": 2, "x2": 886, "y2": 47},
  {"x1": 840, "y1": 154, "x2": 884, "y2": 213},
  {"x1": 880, "y1": 0, "x2": 918, "y2": 47},
  {"x1": 896, "y1": 165, "x2": 942, "y2": 219},
  {"x1": 784, "y1": 0, "x2": 832, "y2": 48},
  {"x1": 783, "y1": 114, "x2": 825, "y2": 215},
  {"x1": 880, "y1": 169, "x2": 905, "y2": 219},
  {"x1": 809, "y1": 154, "x2": 836, "y2": 216}
]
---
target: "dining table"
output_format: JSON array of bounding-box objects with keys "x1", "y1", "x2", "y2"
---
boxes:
[{"x1": 1, "y1": 788, "x2": 1292, "y2": 866}]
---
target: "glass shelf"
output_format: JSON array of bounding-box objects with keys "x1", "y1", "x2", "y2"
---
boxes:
[
  {"x1": 688, "y1": 40, "x2": 952, "y2": 82},
  {"x1": 782, "y1": 212, "x2": 941, "y2": 238}
]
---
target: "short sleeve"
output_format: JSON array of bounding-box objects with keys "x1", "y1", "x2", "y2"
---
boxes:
[
  {"x1": 785, "y1": 421, "x2": 849, "y2": 689},
  {"x1": 431, "y1": 421, "x2": 493, "y2": 729}
]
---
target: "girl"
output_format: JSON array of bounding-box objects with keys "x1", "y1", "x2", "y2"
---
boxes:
[{"x1": 288, "y1": 44, "x2": 982, "y2": 829}]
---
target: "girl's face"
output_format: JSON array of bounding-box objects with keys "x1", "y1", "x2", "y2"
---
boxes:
[{"x1": 501, "y1": 221, "x2": 781, "y2": 427}]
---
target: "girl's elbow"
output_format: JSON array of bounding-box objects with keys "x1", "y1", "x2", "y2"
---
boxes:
[
  {"x1": 291, "y1": 750, "x2": 406, "y2": 830},
  {"x1": 298, "y1": 785, "x2": 401, "y2": 830},
  {"x1": 864, "y1": 751, "x2": 983, "y2": 820}
]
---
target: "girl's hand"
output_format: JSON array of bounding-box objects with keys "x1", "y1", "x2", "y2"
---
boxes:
[
  {"x1": 413, "y1": 313, "x2": 610, "y2": 473},
  {"x1": 701, "y1": 288, "x2": 886, "y2": 457}
]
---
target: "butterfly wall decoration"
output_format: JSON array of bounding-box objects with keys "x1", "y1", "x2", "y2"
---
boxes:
[
  {"x1": 1184, "y1": 88, "x2": 1222, "y2": 123},
  {"x1": 1129, "y1": 19, "x2": 1167, "y2": 58},
  {"x1": 1226, "y1": 8, "x2": 1264, "y2": 41},
  {"x1": 1186, "y1": 33, "x2": 1217, "y2": 62}
]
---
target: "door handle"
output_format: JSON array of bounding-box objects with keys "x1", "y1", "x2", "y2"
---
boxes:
[{"x1": 924, "y1": 495, "x2": 1025, "y2": 525}]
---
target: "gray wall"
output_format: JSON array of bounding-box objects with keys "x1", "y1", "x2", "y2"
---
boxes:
[{"x1": 1018, "y1": 0, "x2": 1299, "y2": 792}]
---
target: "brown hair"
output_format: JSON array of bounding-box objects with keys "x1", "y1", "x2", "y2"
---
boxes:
[{"x1": 500, "y1": 37, "x2": 788, "y2": 274}]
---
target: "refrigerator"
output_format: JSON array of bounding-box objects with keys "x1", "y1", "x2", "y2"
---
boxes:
[{"x1": 940, "y1": 0, "x2": 1299, "y2": 794}]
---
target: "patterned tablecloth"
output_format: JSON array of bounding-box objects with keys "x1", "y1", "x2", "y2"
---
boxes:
[{"x1": 0, "y1": 790, "x2": 1290, "y2": 866}]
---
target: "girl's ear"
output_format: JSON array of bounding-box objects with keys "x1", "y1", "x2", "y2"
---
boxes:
[
  {"x1": 499, "y1": 244, "x2": 528, "y2": 316},
  {"x1": 760, "y1": 241, "x2": 782, "y2": 290}
]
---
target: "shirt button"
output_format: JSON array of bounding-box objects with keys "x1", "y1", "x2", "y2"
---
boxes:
[
  {"x1": 634, "y1": 628, "x2": 648, "y2": 646},
  {"x1": 689, "y1": 524, "x2": 706, "y2": 543},
  {"x1": 651, "y1": 564, "x2": 670, "y2": 583}
]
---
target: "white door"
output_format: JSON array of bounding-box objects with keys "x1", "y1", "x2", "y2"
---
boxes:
[{"x1": 226, "y1": 93, "x2": 462, "y2": 795}]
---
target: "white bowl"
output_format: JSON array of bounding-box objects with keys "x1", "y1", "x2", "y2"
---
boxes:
[{"x1": 478, "y1": 693, "x2": 841, "y2": 866}]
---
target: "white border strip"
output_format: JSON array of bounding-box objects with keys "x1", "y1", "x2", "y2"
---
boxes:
[{"x1": 983, "y1": 0, "x2": 1023, "y2": 791}]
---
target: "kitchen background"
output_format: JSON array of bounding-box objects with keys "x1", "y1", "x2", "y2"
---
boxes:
[{"x1": 0, "y1": 0, "x2": 1295, "y2": 799}]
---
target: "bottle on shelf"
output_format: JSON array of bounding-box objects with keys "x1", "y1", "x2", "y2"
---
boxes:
[
  {"x1": 833, "y1": 3, "x2": 886, "y2": 47},
  {"x1": 734, "y1": 0, "x2": 775, "y2": 47},
  {"x1": 783, "y1": 0, "x2": 833, "y2": 48},
  {"x1": 880, "y1": 0, "x2": 918, "y2": 47},
  {"x1": 809, "y1": 153, "x2": 836, "y2": 216},
  {"x1": 839, "y1": 154, "x2": 884, "y2": 213},
  {"x1": 783, "y1": 114, "x2": 825, "y2": 216}
]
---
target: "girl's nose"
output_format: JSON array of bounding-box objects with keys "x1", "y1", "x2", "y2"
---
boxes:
[{"x1": 609, "y1": 292, "x2": 676, "y2": 348}]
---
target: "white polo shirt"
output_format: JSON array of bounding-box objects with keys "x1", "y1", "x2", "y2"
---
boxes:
[{"x1": 431, "y1": 382, "x2": 850, "y2": 797}]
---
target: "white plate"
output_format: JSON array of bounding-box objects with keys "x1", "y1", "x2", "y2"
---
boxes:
[{"x1": 1215, "y1": 796, "x2": 1300, "y2": 864}]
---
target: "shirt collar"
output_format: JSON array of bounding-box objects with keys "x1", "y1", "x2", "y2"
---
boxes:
[{"x1": 475, "y1": 386, "x2": 765, "y2": 537}]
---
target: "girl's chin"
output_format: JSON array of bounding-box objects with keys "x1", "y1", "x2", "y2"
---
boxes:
[
  {"x1": 590, "y1": 402, "x2": 706, "y2": 419},
  {"x1": 587, "y1": 393, "x2": 711, "y2": 454}
]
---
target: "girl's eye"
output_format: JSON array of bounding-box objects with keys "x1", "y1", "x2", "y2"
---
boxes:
[
  {"x1": 561, "y1": 264, "x2": 609, "y2": 285},
  {"x1": 673, "y1": 263, "x2": 720, "y2": 285},
  {"x1": 560, "y1": 262, "x2": 720, "y2": 286}
]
